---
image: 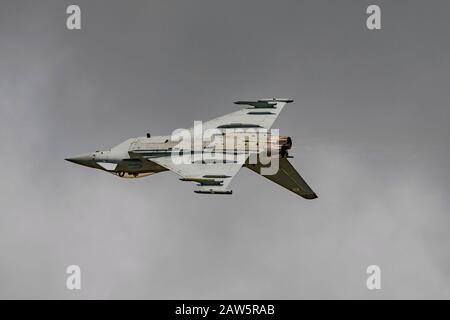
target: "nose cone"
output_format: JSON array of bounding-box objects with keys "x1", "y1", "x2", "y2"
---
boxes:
[{"x1": 65, "y1": 153, "x2": 94, "y2": 168}]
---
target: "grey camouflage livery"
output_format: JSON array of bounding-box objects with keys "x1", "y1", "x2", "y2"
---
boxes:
[{"x1": 66, "y1": 98, "x2": 317, "y2": 199}]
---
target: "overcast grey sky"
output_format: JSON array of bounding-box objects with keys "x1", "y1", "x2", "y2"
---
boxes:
[{"x1": 1, "y1": 0, "x2": 450, "y2": 299}]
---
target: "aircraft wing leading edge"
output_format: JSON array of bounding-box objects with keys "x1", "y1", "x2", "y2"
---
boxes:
[
  {"x1": 148, "y1": 155, "x2": 248, "y2": 194},
  {"x1": 191, "y1": 98, "x2": 293, "y2": 132}
]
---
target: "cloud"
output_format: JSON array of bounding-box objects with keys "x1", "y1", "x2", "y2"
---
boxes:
[{"x1": 1, "y1": 0, "x2": 450, "y2": 299}]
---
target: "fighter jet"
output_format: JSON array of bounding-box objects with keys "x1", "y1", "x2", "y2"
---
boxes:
[{"x1": 66, "y1": 98, "x2": 317, "y2": 199}]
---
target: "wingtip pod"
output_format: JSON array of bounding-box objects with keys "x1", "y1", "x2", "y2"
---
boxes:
[
  {"x1": 194, "y1": 189, "x2": 233, "y2": 195},
  {"x1": 234, "y1": 98, "x2": 294, "y2": 108},
  {"x1": 258, "y1": 98, "x2": 294, "y2": 103}
]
